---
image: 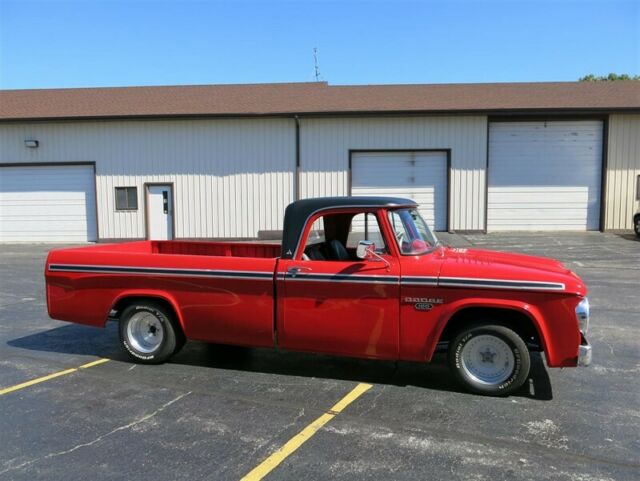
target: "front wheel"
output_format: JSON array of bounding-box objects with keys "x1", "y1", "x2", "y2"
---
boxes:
[
  {"x1": 119, "y1": 301, "x2": 182, "y2": 364},
  {"x1": 634, "y1": 215, "x2": 640, "y2": 238},
  {"x1": 449, "y1": 324, "x2": 530, "y2": 396}
]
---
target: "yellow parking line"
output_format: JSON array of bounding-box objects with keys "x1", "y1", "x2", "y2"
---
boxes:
[
  {"x1": 0, "y1": 358, "x2": 110, "y2": 396},
  {"x1": 78, "y1": 358, "x2": 110, "y2": 369},
  {"x1": 240, "y1": 382, "x2": 373, "y2": 481}
]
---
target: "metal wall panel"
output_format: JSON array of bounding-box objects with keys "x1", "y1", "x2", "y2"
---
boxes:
[
  {"x1": 299, "y1": 117, "x2": 488, "y2": 231},
  {"x1": 605, "y1": 114, "x2": 640, "y2": 230},
  {"x1": 0, "y1": 119, "x2": 295, "y2": 239}
]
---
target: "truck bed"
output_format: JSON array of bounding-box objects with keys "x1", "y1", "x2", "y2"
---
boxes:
[
  {"x1": 53, "y1": 240, "x2": 281, "y2": 258},
  {"x1": 45, "y1": 240, "x2": 281, "y2": 348},
  {"x1": 152, "y1": 240, "x2": 281, "y2": 258}
]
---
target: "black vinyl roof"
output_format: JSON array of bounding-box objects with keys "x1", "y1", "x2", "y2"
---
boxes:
[{"x1": 281, "y1": 197, "x2": 417, "y2": 259}]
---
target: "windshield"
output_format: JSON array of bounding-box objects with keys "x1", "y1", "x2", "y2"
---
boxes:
[{"x1": 387, "y1": 208, "x2": 439, "y2": 255}]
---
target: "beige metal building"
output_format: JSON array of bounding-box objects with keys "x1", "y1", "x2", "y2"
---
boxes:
[{"x1": 0, "y1": 81, "x2": 638, "y2": 242}]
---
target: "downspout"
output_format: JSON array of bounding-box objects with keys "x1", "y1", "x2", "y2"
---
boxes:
[{"x1": 294, "y1": 115, "x2": 301, "y2": 201}]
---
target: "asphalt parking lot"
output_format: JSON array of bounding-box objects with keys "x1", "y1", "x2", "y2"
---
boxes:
[{"x1": 0, "y1": 233, "x2": 638, "y2": 481}]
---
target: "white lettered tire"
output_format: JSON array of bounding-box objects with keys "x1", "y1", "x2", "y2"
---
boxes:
[
  {"x1": 449, "y1": 324, "x2": 530, "y2": 396},
  {"x1": 119, "y1": 301, "x2": 181, "y2": 364}
]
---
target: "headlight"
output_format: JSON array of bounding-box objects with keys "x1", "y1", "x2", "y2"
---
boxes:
[{"x1": 576, "y1": 297, "x2": 589, "y2": 335}]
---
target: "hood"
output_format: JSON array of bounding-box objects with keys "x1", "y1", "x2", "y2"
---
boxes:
[{"x1": 438, "y1": 247, "x2": 586, "y2": 296}]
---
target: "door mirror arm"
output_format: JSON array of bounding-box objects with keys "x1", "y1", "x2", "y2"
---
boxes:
[{"x1": 356, "y1": 240, "x2": 391, "y2": 271}]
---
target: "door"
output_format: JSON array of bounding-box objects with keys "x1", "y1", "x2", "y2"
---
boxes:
[
  {"x1": 0, "y1": 164, "x2": 97, "y2": 242},
  {"x1": 277, "y1": 210, "x2": 401, "y2": 360},
  {"x1": 146, "y1": 184, "x2": 174, "y2": 240},
  {"x1": 351, "y1": 151, "x2": 448, "y2": 231},
  {"x1": 488, "y1": 121, "x2": 603, "y2": 231}
]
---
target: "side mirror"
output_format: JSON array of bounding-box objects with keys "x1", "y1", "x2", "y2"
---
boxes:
[
  {"x1": 356, "y1": 240, "x2": 391, "y2": 270},
  {"x1": 356, "y1": 240, "x2": 377, "y2": 260}
]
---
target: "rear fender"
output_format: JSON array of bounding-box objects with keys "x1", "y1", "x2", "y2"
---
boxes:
[
  {"x1": 426, "y1": 297, "x2": 549, "y2": 361},
  {"x1": 109, "y1": 290, "x2": 185, "y2": 333}
]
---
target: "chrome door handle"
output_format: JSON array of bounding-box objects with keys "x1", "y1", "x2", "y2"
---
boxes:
[{"x1": 287, "y1": 266, "x2": 312, "y2": 277}]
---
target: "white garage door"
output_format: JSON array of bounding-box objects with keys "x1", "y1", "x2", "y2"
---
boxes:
[
  {"x1": 0, "y1": 164, "x2": 97, "y2": 242},
  {"x1": 351, "y1": 151, "x2": 448, "y2": 231},
  {"x1": 488, "y1": 121, "x2": 603, "y2": 231}
]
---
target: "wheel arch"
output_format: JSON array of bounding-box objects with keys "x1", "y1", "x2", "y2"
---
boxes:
[
  {"x1": 429, "y1": 300, "x2": 549, "y2": 360},
  {"x1": 109, "y1": 291, "x2": 186, "y2": 334}
]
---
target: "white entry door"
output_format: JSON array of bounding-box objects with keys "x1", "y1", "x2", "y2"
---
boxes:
[
  {"x1": 147, "y1": 185, "x2": 174, "y2": 240},
  {"x1": 351, "y1": 151, "x2": 448, "y2": 231}
]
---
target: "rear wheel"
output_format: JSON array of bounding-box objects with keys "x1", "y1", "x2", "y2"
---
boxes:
[
  {"x1": 448, "y1": 323, "x2": 530, "y2": 396},
  {"x1": 119, "y1": 301, "x2": 183, "y2": 363},
  {"x1": 634, "y1": 215, "x2": 640, "y2": 238}
]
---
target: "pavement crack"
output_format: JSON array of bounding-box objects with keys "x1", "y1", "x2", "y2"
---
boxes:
[
  {"x1": 0, "y1": 391, "x2": 192, "y2": 476},
  {"x1": 599, "y1": 339, "x2": 616, "y2": 356},
  {"x1": 226, "y1": 406, "x2": 307, "y2": 477},
  {"x1": 0, "y1": 298, "x2": 41, "y2": 309},
  {"x1": 359, "y1": 386, "x2": 386, "y2": 417},
  {"x1": 281, "y1": 407, "x2": 306, "y2": 432}
]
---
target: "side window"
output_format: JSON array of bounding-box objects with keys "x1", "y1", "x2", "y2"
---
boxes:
[
  {"x1": 301, "y1": 211, "x2": 387, "y2": 261},
  {"x1": 306, "y1": 217, "x2": 325, "y2": 246},
  {"x1": 346, "y1": 213, "x2": 386, "y2": 252},
  {"x1": 388, "y1": 210, "x2": 404, "y2": 240},
  {"x1": 115, "y1": 187, "x2": 138, "y2": 211},
  {"x1": 301, "y1": 216, "x2": 325, "y2": 260}
]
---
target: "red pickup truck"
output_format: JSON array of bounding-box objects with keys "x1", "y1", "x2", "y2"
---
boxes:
[{"x1": 45, "y1": 197, "x2": 591, "y2": 396}]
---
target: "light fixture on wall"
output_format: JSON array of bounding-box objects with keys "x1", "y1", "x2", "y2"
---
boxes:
[{"x1": 24, "y1": 139, "x2": 39, "y2": 148}]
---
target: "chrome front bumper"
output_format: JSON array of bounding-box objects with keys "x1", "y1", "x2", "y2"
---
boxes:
[{"x1": 578, "y1": 334, "x2": 592, "y2": 367}]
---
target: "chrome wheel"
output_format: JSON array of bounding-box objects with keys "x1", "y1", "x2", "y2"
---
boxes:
[
  {"x1": 460, "y1": 334, "x2": 515, "y2": 386},
  {"x1": 126, "y1": 311, "x2": 164, "y2": 354}
]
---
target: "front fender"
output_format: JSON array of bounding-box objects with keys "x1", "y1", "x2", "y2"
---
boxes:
[{"x1": 424, "y1": 297, "x2": 549, "y2": 362}]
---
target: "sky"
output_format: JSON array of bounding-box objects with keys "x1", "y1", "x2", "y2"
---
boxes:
[{"x1": 0, "y1": 0, "x2": 638, "y2": 90}]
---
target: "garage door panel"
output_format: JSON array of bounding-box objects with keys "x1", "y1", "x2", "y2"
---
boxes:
[
  {"x1": 490, "y1": 164, "x2": 600, "y2": 185},
  {"x1": 490, "y1": 219, "x2": 595, "y2": 227},
  {"x1": 351, "y1": 152, "x2": 447, "y2": 231},
  {"x1": 1, "y1": 222, "x2": 91, "y2": 232},
  {"x1": 1, "y1": 197, "x2": 90, "y2": 206},
  {"x1": 0, "y1": 232, "x2": 91, "y2": 241},
  {"x1": 489, "y1": 122, "x2": 602, "y2": 134},
  {"x1": 1, "y1": 213, "x2": 90, "y2": 222},
  {"x1": 489, "y1": 190, "x2": 593, "y2": 204},
  {"x1": 488, "y1": 121, "x2": 602, "y2": 231},
  {"x1": 489, "y1": 208, "x2": 594, "y2": 220},
  {"x1": 353, "y1": 187, "x2": 438, "y2": 200},
  {"x1": 0, "y1": 202, "x2": 89, "y2": 213},
  {"x1": 0, "y1": 165, "x2": 97, "y2": 242},
  {"x1": 489, "y1": 223, "x2": 593, "y2": 231},
  {"x1": 1, "y1": 187, "x2": 91, "y2": 195},
  {"x1": 1, "y1": 174, "x2": 93, "y2": 187},
  {"x1": 489, "y1": 155, "x2": 601, "y2": 165},
  {"x1": 489, "y1": 204, "x2": 595, "y2": 214}
]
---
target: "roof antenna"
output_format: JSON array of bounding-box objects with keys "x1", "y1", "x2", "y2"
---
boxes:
[{"x1": 313, "y1": 48, "x2": 321, "y2": 82}]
